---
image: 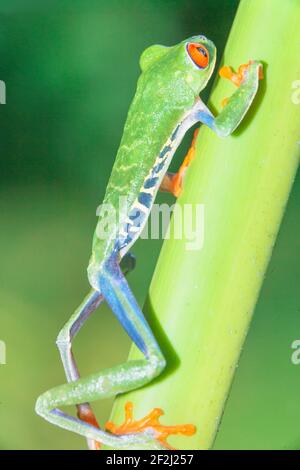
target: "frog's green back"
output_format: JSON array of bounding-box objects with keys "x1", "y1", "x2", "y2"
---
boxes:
[
  {"x1": 106, "y1": 76, "x2": 192, "y2": 200},
  {"x1": 89, "y1": 36, "x2": 216, "y2": 273}
]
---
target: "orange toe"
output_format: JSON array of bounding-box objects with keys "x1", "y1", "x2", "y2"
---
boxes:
[
  {"x1": 105, "y1": 401, "x2": 196, "y2": 450},
  {"x1": 219, "y1": 65, "x2": 234, "y2": 80},
  {"x1": 219, "y1": 62, "x2": 251, "y2": 87}
]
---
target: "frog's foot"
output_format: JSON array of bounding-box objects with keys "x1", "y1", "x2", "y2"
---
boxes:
[
  {"x1": 105, "y1": 401, "x2": 196, "y2": 450},
  {"x1": 219, "y1": 62, "x2": 251, "y2": 87},
  {"x1": 77, "y1": 405, "x2": 102, "y2": 450},
  {"x1": 160, "y1": 128, "x2": 199, "y2": 197},
  {"x1": 219, "y1": 61, "x2": 264, "y2": 107}
]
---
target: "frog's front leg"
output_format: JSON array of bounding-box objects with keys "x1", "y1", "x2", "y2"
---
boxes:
[
  {"x1": 196, "y1": 60, "x2": 263, "y2": 137},
  {"x1": 219, "y1": 61, "x2": 264, "y2": 106},
  {"x1": 160, "y1": 61, "x2": 262, "y2": 197},
  {"x1": 36, "y1": 254, "x2": 195, "y2": 449}
]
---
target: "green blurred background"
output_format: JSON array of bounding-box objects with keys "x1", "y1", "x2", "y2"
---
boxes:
[{"x1": 0, "y1": 0, "x2": 299, "y2": 449}]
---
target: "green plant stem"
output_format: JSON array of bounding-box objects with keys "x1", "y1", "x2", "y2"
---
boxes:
[{"x1": 107, "y1": 0, "x2": 300, "y2": 450}]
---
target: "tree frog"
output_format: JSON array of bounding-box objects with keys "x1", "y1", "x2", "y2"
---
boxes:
[{"x1": 36, "y1": 36, "x2": 262, "y2": 450}]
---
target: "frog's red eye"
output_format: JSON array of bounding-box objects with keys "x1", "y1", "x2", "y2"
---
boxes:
[{"x1": 187, "y1": 43, "x2": 209, "y2": 69}]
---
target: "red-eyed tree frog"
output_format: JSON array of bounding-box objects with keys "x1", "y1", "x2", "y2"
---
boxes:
[{"x1": 36, "y1": 36, "x2": 263, "y2": 450}]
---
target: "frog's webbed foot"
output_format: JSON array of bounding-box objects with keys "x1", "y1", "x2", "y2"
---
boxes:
[
  {"x1": 219, "y1": 61, "x2": 264, "y2": 107},
  {"x1": 105, "y1": 401, "x2": 196, "y2": 450}
]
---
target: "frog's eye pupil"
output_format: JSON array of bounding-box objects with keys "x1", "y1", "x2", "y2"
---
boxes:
[
  {"x1": 198, "y1": 47, "x2": 207, "y2": 57},
  {"x1": 187, "y1": 42, "x2": 209, "y2": 69}
]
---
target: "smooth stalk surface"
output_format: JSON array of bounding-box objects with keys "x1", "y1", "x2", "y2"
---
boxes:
[{"x1": 107, "y1": 0, "x2": 300, "y2": 450}]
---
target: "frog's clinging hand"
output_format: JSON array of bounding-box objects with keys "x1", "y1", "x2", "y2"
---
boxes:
[{"x1": 35, "y1": 35, "x2": 263, "y2": 450}]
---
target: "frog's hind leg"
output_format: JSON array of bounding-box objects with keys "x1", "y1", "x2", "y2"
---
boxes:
[
  {"x1": 98, "y1": 255, "x2": 196, "y2": 448},
  {"x1": 55, "y1": 252, "x2": 137, "y2": 450},
  {"x1": 56, "y1": 289, "x2": 103, "y2": 450},
  {"x1": 36, "y1": 254, "x2": 166, "y2": 449},
  {"x1": 36, "y1": 254, "x2": 195, "y2": 449}
]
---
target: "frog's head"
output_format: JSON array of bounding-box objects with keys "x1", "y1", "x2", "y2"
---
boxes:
[
  {"x1": 140, "y1": 35, "x2": 216, "y2": 96},
  {"x1": 181, "y1": 35, "x2": 217, "y2": 93}
]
